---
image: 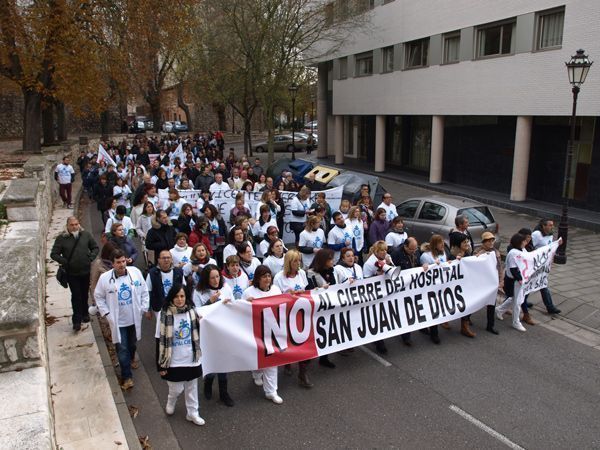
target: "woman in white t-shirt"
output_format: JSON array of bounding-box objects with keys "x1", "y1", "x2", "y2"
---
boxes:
[
  {"x1": 263, "y1": 238, "x2": 286, "y2": 276},
  {"x1": 221, "y1": 255, "x2": 249, "y2": 300},
  {"x1": 334, "y1": 247, "x2": 364, "y2": 284},
  {"x1": 170, "y1": 233, "x2": 193, "y2": 268},
  {"x1": 496, "y1": 233, "x2": 529, "y2": 332},
  {"x1": 298, "y1": 216, "x2": 326, "y2": 268},
  {"x1": 113, "y1": 177, "x2": 132, "y2": 210},
  {"x1": 345, "y1": 206, "x2": 365, "y2": 263},
  {"x1": 272, "y1": 250, "x2": 313, "y2": 388},
  {"x1": 385, "y1": 217, "x2": 408, "y2": 251},
  {"x1": 192, "y1": 265, "x2": 235, "y2": 407},
  {"x1": 252, "y1": 204, "x2": 278, "y2": 258},
  {"x1": 419, "y1": 234, "x2": 449, "y2": 266},
  {"x1": 183, "y1": 243, "x2": 216, "y2": 290},
  {"x1": 242, "y1": 265, "x2": 284, "y2": 404},
  {"x1": 156, "y1": 284, "x2": 204, "y2": 425},
  {"x1": 238, "y1": 242, "x2": 261, "y2": 282}
]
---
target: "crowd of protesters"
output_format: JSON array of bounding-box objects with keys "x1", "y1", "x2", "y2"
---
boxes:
[{"x1": 50, "y1": 132, "x2": 561, "y2": 426}]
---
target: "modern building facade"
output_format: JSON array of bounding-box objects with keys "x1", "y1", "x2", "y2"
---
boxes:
[{"x1": 314, "y1": 0, "x2": 600, "y2": 211}]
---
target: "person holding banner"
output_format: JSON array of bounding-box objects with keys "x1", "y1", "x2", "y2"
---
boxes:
[
  {"x1": 420, "y1": 235, "x2": 451, "y2": 331},
  {"x1": 363, "y1": 241, "x2": 395, "y2": 354},
  {"x1": 289, "y1": 186, "x2": 313, "y2": 245},
  {"x1": 242, "y1": 266, "x2": 284, "y2": 404},
  {"x1": 495, "y1": 233, "x2": 529, "y2": 332},
  {"x1": 448, "y1": 234, "x2": 477, "y2": 338},
  {"x1": 192, "y1": 265, "x2": 235, "y2": 407},
  {"x1": 156, "y1": 284, "x2": 205, "y2": 425},
  {"x1": 306, "y1": 249, "x2": 337, "y2": 369},
  {"x1": 531, "y1": 219, "x2": 561, "y2": 315},
  {"x1": 273, "y1": 250, "x2": 314, "y2": 388},
  {"x1": 475, "y1": 232, "x2": 503, "y2": 335}
]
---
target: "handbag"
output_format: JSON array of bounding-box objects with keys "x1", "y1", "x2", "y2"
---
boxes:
[{"x1": 56, "y1": 235, "x2": 81, "y2": 288}]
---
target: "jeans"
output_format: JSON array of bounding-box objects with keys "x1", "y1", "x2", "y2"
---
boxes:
[
  {"x1": 540, "y1": 287, "x2": 556, "y2": 311},
  {"x1": 117, "y1": 325, "x2": 137, "y2": 380},
  {"x1": 67, "y1": 274, "x2": 90, "y2": 325}
]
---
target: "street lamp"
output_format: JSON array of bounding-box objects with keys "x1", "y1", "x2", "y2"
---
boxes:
[
  {"x1": 288, "y1": 82, "x2": 298, "y2": 160},
  {"x1": 310, "y1": 92, "x2": 316, "y2": 137},
  {"x1": 555, "y1": 49, "x2": 593, "y2": 264}
]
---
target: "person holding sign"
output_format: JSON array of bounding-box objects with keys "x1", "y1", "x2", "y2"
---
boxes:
[
  {"x1": 475, "y1": 232, "x2": 503, "y2": 335},
  {"x1": 531, "y1": 219, "x2": 561, "y2": 315},
  {"x1": 273, "y1": 250, "x2": 313, "y2": 388},
  {"x1": 242, "y1": 266, "x2": 284, "y2": 404},
  {"x1": 495, "y1": 233, "x2": 529, "y2": 332}
]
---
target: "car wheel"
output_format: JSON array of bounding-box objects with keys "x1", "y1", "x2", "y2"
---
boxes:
[
  {"x1": 255, "y1": 146, "x2": 264, "y2": 153},
  {"x1": 287, "y1": 144, "x2": 295, "y2": 152}
]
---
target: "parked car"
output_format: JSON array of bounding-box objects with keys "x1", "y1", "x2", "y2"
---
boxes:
[
  {"x1": 253, "y1": 134, "x2": 309, "y2": 153},
  {"x1": 128, "y1": 120, "x2": 146, "y2": 133},
  {"x1": 304, "y1": 121, "x2": 318, "y2": 133},
  {"x1": 396, "y1": 196, "x2": 500, "y2": 250},
  {"x1": 172, "y1": 121, "x2": 189, "y2": 133},
  {"x1": 295, "y1": 132, "x2": 318, "y2": 146},
  {"x1": 162, "y1": 121, "x2": 174, "y2": 133}
]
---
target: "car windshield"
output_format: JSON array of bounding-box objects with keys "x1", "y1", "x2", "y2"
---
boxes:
[{"x1": 458, "y1": 206, "x2": 494, "y2": 225}]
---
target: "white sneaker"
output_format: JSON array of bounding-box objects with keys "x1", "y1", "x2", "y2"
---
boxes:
[
  {"x1": 512, "y1": 322, "x2": 526, "y2": 332},
  {"x1": 495, "y1": 308, "x2": 504, "y2": 321},
  {"x1": 253, "y1": 375, "x2": 263, "y2": 386},
  {"x1": 265, "y1": 392, "x2": 283, "y2": 404},
  {"x1": 165, "y1": 399, "x2": 176, "y2": 415},
  {"x1": 186, "y1": 414, "x2": 206, "y2": 426}
]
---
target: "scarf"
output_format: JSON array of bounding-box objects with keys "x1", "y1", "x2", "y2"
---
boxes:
[{"x1": 158, "y1": 303, "x2": 200, "y2": 370}]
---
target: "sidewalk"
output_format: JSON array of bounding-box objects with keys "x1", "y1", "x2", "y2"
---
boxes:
[
  {"x1": 45, "y1": 182, "x2": 137, "y2": 448},
  {"x1": 304, "y1": 153, "x2": 600, "y2": 345}
]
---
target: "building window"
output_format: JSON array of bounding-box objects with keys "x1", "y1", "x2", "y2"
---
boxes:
[
  {"x1": 382, "y1": 46, "x2": 394, "y2": 73},
  {"x1": 536, "y1": 7, "x2": 564, "y2": 50},
  {"x1": 339, "y1": 57, "x2": 348, "y2": 79},
  {"x1": 443, "y1": 31, "x2": 460, "y2": 64},
  {"x1": 405, "y1": 38, "x2": 429, "y2": 69},
  {"x1": 476, "y1": 19, "x2": 515, "y2": 58},
  {"x1": 355, "y1": 51, "x2": 373, "y2": 77}
]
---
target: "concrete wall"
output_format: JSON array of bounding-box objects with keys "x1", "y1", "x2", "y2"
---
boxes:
[{"x1": 0, "y1": 138, "x2": 98, "y2": 372}]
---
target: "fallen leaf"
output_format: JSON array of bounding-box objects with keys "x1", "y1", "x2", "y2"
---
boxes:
[{"x1": 128, "y1": 405, "x2": 139, "y2": 418}]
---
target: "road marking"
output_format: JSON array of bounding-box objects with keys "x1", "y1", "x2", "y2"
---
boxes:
[
  {"x1": 359, "y1": 346, "x2": 392, "y2": 367},
  {"x1": 449, "y1": 405, "x2": 525, "y2": 450}
]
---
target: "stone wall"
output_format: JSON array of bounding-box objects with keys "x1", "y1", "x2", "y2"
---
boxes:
[{"x1": 0, "y1": 138, "x2": 98, "y2": 372}]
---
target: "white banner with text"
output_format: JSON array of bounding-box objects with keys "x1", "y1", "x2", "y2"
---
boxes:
[{"x1": 199, "y1": 253, "x2": 499, "y2": 374}]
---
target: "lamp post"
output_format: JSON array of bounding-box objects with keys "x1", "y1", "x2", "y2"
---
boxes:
[
  {"x1": 288, "y1": 83, "x2": 298, "y2": 160},
  {"x1": 555, "y1": 49, "x2": 593, "y2": 264},
  {"x1": 310, "y1": 92, "x2": 315, "y2": 137}
]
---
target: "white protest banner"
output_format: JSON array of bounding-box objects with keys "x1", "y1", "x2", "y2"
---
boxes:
[
  {"x1": 170, "y1": 143, "x2": 185, "y2": 163},
  {"x1": 98, "y1": 144, "x2": 117, "y2": 167},
  {"x1": 515, "y1": 241, "x2": 560, "y2": 300},
  {"x1": 193, "y1": 186, "x2": 343, "y2": 242},
  {"x1": 199, "y1": 253, "x2": 498, "y2": 374}
]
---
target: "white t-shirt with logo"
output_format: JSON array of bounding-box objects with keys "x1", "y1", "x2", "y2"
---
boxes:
[
  {"x1": 385, "y1": 231, "x2": 408, "y2": 249},
  {"x1": 334, "y1": 264, "x2": 364, "y2": 284},
  {"x1": 55, "y1": 163, "x2": 75, "y2": 184},
  {"x1": 192, "y1": 284, "x2": 234, "y2": 307},
  {"x1": 240, "y1": 257, "x2": 261, "y2": 281},
  {"x1": 273, "y1": 270, "x2": 308, "y2": 293},
  {"x1": 299, "y1": 228, "x2": 325, "y2": 268},
  {"x1": 222, "y1": 272, "x2": 249, "y2": 300},
  {"x1": 116, "y1": 275, "x2": 135, "y2": 327},
  {"x1": 377, "y1": 202, "x2": 398, "y2": 221},
  {"x1": 170, "y1": 246, "x2": 193, "y2": 267},
  {"x1": 154, "y1": 311, "x2": 201, "y2": 367},
  {"x1": 345, "y1": 218, "x2": 365, "y2": 253},
  {"x1": 327, "y1": 225, "x2": 353, "y2": 262},
  {"x1": 263, "y1": 255, "x2": 284, "y2": 276}
]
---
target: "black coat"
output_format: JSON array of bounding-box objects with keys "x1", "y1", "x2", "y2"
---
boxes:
[
  {"x1": 145, "y1": 221, "x2": 177, "y2": 256},
  {"x1": 50, "y1": 230, "x2": 99, "y2": 276}
]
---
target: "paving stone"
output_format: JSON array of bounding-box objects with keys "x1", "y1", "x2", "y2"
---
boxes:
[
  {"x1": 539, "y1": 319, "x2": 580, "y2": 336},
  {"x1": 568, "y1": 328, "x2": 600, "y2": 347},
  {"x1": 564, "y1": 304, "x2": 599, "y2": 323}
]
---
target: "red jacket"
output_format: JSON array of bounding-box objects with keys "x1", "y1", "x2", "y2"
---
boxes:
[{"x1": 188, "y1": 230, "x2": 213, "y2": 255}]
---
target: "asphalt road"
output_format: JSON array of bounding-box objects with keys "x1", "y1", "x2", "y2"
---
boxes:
[{"x1": 82, "y1": 171, "x2": 600, "y2": 450}]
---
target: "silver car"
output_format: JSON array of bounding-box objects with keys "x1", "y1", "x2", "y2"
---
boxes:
[
  {"x1": 396, "y1": 196, "x2": 500, "y2": 250},
  {"x1": 253, "y1": 134, "x2": 309, "y2": 153}
]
